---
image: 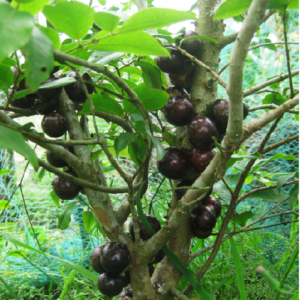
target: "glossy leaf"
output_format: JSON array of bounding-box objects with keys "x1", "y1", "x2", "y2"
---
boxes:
[
  {"x1": 135, "y1": 61, "x2": 162, "y2": 89},
  {"x1": 36, "y1": 24, "x2": 61, "y2": 49},
  {"x1": 180, "y1": 35, "x2": 219, "y2": 45},
  {"x1": 94, "y1": 12, "x2": 120, "y2": 32},
  {"x1": 57, "y1": 201, "x2": 78, "y2": 230},
  {"x1": 288, "y1": 0, "x2": 299, "y2": 9},
  {"x1": 43, "y1": 1, "x2": 95, "y2": 40},
  {"x1": 214, "y1": 0, "x2": 252, "y2": 20},
  {"x1": 123, "y1": 83, "x2": 168, "y2": 114},
  {"x1": 277, "y1": 173, "x2": 294, "y2": 194},
  {"x1": 22, "y1": 26, "x2": 54, "y2": 91},
  {"x1": 79, "y1": 94, "x2": 124, "y2": 117},
  {"x1": 39, "y1": 77, "x2": 76, "y2": 89},
  {"x1": 82, "y1": 211, "x2": 95, "y2": 234},
  {"x1": 0, "y1": 200, "x2": 12, "y2": 210},
  {"x1": 50, "y1": 190, "x2": 59, "y2": 207},
  {"x1": 128, "y1": 137, "x2": 147, "y2": 166},
  {"x1": 0, "y1": 124, "x2": 38, "y2": 168},
  {"x1": 245, "y1": 188, "x2": 289, "y2": 203},
  {"x1": 235, "y1": 211, "x2": 253, "y2": 226},
  {"x1": 151, "y1": 136, "x2": 165, "y2": 161},
  {"x1": 0, "y1": 3, "x2": 34, "y2": 63},
  {"x1": 114, "y1": 133, "x2": 134, "y2": 158},
  {"x1": 88, "y1": 31, "x2": 170, "y2": 57},
  {"x1": 269, "y1": 0, "x2": 290, "y2": 10},
  {"x1": 0, "y1": 169, "x2": 10, "y2": 176},
  {"x1": 11, "y1": 0, "x2": 50, "y2": 15},
  {"x1": 230, "y1": 237, "x2": 246, "y2": 300},
  {"x1": 120, "y1": 8, "x2": 196, "y2": 33},
  {"x1": 0, "y1": 64, "x2": 14, "y2": 94},
  {"x1": 289, "y1": 184, "x2": 299, "y2": 208}
]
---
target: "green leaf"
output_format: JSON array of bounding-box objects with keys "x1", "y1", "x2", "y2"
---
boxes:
[
  {"x1": 277, "y1": 173, "x2": 294, "y2": 194},
  {"x1": 0, "y1": 124, "x2": 38, "y2": 168},
  {"x1": 38, "y1": 167, "x2": 45, "y2": 182},
  {"x1": 82, "y1": 211, "x2": 95, "y2": 234},
  {"x1": 108, "y1": 146, "x2": 130, "y2": 159},
  {"x1": 0, "y1": 200, "x2": 12, "y2": 209},
  {"x1": 230, "y1": 237, "x2": 246, "y2": 300},
  {"x1": 0, "y1": 3, "x2": 34, "y2": 63},
  {"x1": 0, "y1": 222, "x2": 16, "y2": 232},
  {"x1": 2, "y1": 233, "x2": 98, "y2": 283},
  {"x1": 180, "y1": 35, "x2": 219, "y2": 45},
  {"x1": 213, "y1": 181, "x2": 232, "y2": 200},
  {"x1": 98, "y1": 0, "x2": 106, "y2": 5},
  {"x1": 135, "y1": 182, "x2": 213, "y2": 300},
  {"x1": 262, "y1": 93, "x2": 286, "y2": 107},
  {"x1": 35, "y1": 24, "x2": 61, "y2": 50},
  {"x1": 123, "y1": 83, "x2": 168, "y2": 114},
  {"x1": 151, "y1": 136, "x2": 165, "y2": 161},
  {"x1": 57, "y1": 201, "x2": 78, "y2": 230},
  {"x1": 256, "y1": 266, "x2": 280, "y2": 291},
  {"x1": 11, "y1": 0, "x2": 50, "y2": 15},
  {"x1": 289, "y1": 184, "x2": 299, "y2": 208},
  {"x1": 120, "y1": 7, "x2": 196, "y2": 33},
  {"x1": 128, "y1": 136, "x2": 147, "y2": 166},
  {"x1": 94, "y1": 12, "x2": 120, "y2": 32},
  {"x1": 50, "y1": 190, "x2": 60, "y2": 207},
  {"x1": 245, "y1": 188, "x2": 289, "y2": 203},
  {"x1": 268, "y1": 0, "x2": 290, "y2": 10},
  {"x1": 235, "y1": 211, "x2": 253, "y2": 226},
  {"x1": 162, "y1": 128, "x2": 177, "y2": 147},
  {"x1": 13, "y1": 89, "x2": 33, "y2": 99},
  {"x1": 0, "y1": 64, "x2": 14, "y2": 94},
  {"x1": 114, "y1": 133, "x2": 134, "y2": 158},
  {"x1": 0, "y1": 169, "x2": 10, "y2": 176},
  {"x1": 288, "y1": 0, "x2": 299, "y2": 9},
  {"x1": 43, "y1": 1, "x2": 95, "y2": 40},
  {"x1": 134, "y1": 61, "x2": 162, "y2": 89},
  {"x1": 7, "y1": 250, "x2": 27, "y2": 258},
  {"x1": 39, "y1": 77, "x2": 76, "y2": 89},
  {"x1": 22, "y1": 26, "x2": 54, "y2": 91},
  {"x1": 214, "y1": 0, "x2": 252, "y2": 20},
  {"x1": 79, "y1": 94, "x2": 124, "y2": 117},
  {"x1": 88, "y1": 31, "x2": 170, "y2": 57}
]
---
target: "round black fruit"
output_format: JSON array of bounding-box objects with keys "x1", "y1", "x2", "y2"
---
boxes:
[
  {"x1": 158, "y1": 147, "x2": 189, "y2": 180},
  {"x1": 10, "y1": 95, "x2": 35, "y2": 109},
  {"x1": 97, "y1": 272, "x2": 124, "y2": 298},
  {"x1": 91, "y1": 244, "x2": 105, "y2": 274},
  {"x1": 100, "y1": 242, "x2": 130, "y2": 275},
  {"x1": 190, "y1": 149, "x2": 215, "y2": 174},
  {"x1": 163, "y1": 90, "x2": 194, "y2": 127},
  {"x1": 37, "y1": 76, "x2": 63, "y2": 102},
  {"x1": 41, "y1": 112, "x2": 67, "y2": 138},
  {"x1": 210, "y1": 99, "x2": 249, "y2": 134},
  {"x1": 120, "y1": 270, "x2": 130, "y2": 287},
  {"x1": 129, "y1": 214, "x2": 161, "y2": 241},
  {"x1": 202, "y1": 195, "x2": 221, "y2": 218},
  {"x1": 169, "y1": 63, "x2": 194, "y2": 91},
  {"x1": 181, "y1": 30, "x2": 203, "y2": 59},
  {"x1": 191, "y1": 226, "x2": 212, "y2": 239},
  {"x1": 52, "y1": 173, "x2": 81, "y2": 200},
  {"x1": 191, "y1": 205, "x2": 216, "y2": 232},
  {"x1": 156, "y1": 50, "x2": 186, "y2": 75},
  {"x1": 119, "y1": 288, "x2": 133, "y2": 298},
  {"x1": 64, "y1": 71, "x2": 94, "y2": 104},
  {"x1": 34, "y1": 98, "x2": 57, "y2": 115},
  {"x1": 46, "y1": 144, "x2": 74, "y2": 168},
  {"x1": 175, "y1": 178, "x2": 196, "y2": 201},
  {"x1": 187, "y1": 116, "x2": 218, "y2": 150}
]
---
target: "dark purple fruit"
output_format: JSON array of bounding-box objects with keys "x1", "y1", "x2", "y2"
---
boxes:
[
  {"x1": 10, "y1": 95, "x2": 35, "y2": 109},
  {"x1": 34, "y1": 98, "x2": 57, "y2": 115},
  {"x1": 202, "y1": 195, "x2": 221, "y2": 218},
  {"x1": 41, "y1": 112, "x2": 67, "y2": 137},
  {"x1": 91, "y1": 245, "x2": 105, "y2": 274},
  {"x1": 119, "y1": 288, "x2": 133, "y2": 298},
  {"x1": 190, "y1": 149, "x2": 215, "y2": 174},
  {"x1": 156, "y1": 50, "x2": 186, "y2": 75},
  {"x1": 37, "y1": 76, "x2": 62, "y2": 102},
  {"x1": 100, "y1": 242, "x2": 130, "y2": 274},
  {"x1": 191, "y1": 226, "x2": 212, "y2": 239},
  {"x1": 148, "y1": 264, "x2": 154, "y2": 277},
  {"x1": 64, "y1": 71, "x2": 94, "y2": 104},
  {"x1": 181, "y1": 30, "x2": 203, "y2": 59},
  {"x1": 187, "y1": 116, "x2": 218, "y2": 150},
  {"x1": 163, "y1": 90, "x2": 194, "y2": 127},
  {"x1": 46, "y1": 144, "x2": 74, "y2": 168},
  {"x1": 169, "y1": 64, "x2": 194, "y2": 91},
  {"x1": 175, "y1": 179, "x2": 196, "y2": 201},
  {"x1": 158, "y1": 147, "x2": 189, "y2": 180},
  {"x1": 52, "y1": 173, "x2": 81, "y2": 200},
  {"x1": 150, "y1": 249, "x2": 165, "y2": 264},
  {"x1": 129, "y1": 214, "x2": 161, "y2": 241},
  {"x1": 97, "y1": 273, "x2": 124, "y2": 298},
  {"x1": 120, "y1": 270, "x2": 130, "y2": 287},
  {"x1": 191, "y1": 205, "x2": 216, "y2": 232},
  {"x1": 210, "y1": 99, "x2": 249, "y2": 134}
]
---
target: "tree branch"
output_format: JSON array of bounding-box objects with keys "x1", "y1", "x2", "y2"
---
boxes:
[
  {"x1": 249, "y1": 104, "x2": 299, "y2": 114},
  {"x1": 262, "y1": 134, "x2": 299, "y2": 154}
]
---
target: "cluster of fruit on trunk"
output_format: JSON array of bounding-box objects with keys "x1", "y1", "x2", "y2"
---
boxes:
[
  {"x1": 91, "y1": 214, "x2": 162, "y2": 298},
  {"x1": 156, "y1": 30, "x2": 249, "y2": 239}
]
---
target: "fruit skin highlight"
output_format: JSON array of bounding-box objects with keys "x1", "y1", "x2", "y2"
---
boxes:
[
  {"x1": 158, "y1": 147, "x2": 190, "y2": 180},
  {"x1": 190, "y1": 149, "x2": 216, "y2": 174},
  {"x1": 191, "y1": 205, "x2": 217, "y2": 232}
]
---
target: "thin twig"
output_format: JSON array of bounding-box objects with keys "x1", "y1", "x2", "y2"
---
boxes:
[
  {"x1": 148, "y1": 177, "x2": 165, "y2": 214},
  {"x1": 262, "y1": 134, "x2": 299, "y2": 154},
  {"x1": 249, "y1": 104, "x2": 298, "y2": 114},
  {"x1": 170, "y1": 287, "x2": 190, "y2": 300}
]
